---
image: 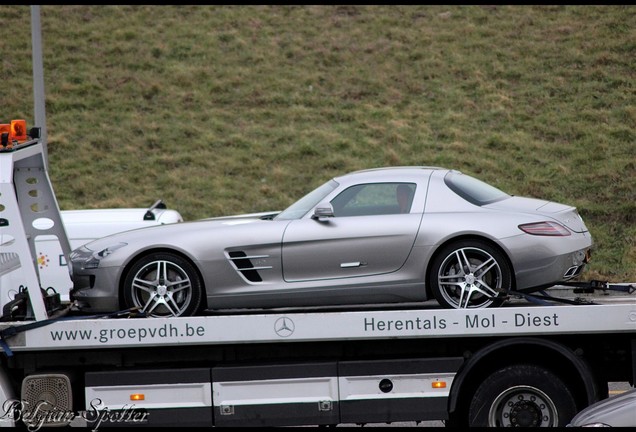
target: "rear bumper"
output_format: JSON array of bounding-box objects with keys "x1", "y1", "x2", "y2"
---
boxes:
[{"x1": 502, "y1": 231, "x2": 593, "y2": 291}]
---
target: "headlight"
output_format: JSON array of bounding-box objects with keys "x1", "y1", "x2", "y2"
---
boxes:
[{"x1": 80, "y1": 242, "x2": 127, "y2": 269}]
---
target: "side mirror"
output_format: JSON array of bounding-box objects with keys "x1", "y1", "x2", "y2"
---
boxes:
[{"x1": 312, "y1": 203, "x2": 334, "y2": 221}]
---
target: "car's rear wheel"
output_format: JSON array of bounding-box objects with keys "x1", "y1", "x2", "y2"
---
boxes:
[
  {"x1": 429, "y1": 239, "x2": 511, "y2": 309},
  {"x1": 122, "y1": 252, "x2": 203, "y2": 317}
]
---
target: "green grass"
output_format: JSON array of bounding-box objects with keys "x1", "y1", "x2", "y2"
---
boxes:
[{"x1": 1, "y1": 5, "x2": 634, "y2": 282}]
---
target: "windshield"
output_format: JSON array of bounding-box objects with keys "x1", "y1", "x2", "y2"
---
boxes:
[{"x1": 274, "y1": 180, "x2": 339, "y2": 220}]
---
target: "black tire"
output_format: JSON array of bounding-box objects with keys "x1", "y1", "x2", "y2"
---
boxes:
[
  {"x1": 429, "y1": 239, "x2": 511, "y2": 309},
  {"x1": 468, "y1": 364, "x2": 578, "y2": 427},
  {"x1": 122, "y1": 252, "x2": 203, "y2": 317}
]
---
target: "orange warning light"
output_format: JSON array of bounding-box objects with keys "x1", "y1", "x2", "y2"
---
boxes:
[
  {"x1": 0, "y1": 124, "x2": 11, "y2": 149},
  {"x1": 10, "y1": 120, "x2": 27, "y2": 141}
]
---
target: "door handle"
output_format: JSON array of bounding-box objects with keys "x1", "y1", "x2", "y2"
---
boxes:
[{"x1": 340, "y1": 261, "x2": 367, "y2": 268}]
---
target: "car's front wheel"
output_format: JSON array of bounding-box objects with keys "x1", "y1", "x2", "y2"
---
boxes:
[
  {"x1": 122, "y1": 252, "x2": 203, "y2": 317},
  {"x1": 429, "y1": 240, "x2": 511, "y2": 309}
]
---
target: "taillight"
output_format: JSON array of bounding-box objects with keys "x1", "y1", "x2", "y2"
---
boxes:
[{"x1": 519, "y1": 221, "x2": 571, "y2": 236}]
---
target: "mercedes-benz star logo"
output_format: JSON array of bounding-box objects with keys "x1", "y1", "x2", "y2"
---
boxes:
[{"x1": 274, "y1": 317, "x2": 295, "y2": 337}]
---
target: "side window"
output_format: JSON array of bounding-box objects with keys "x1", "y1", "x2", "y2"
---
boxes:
[{"x1": 331, "y1": 183, "x2": 416, "y2": 217}]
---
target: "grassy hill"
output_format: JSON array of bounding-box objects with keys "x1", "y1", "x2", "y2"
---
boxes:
[{"x1": 1, "y1": 5, "x2": 634, "y2": 282}]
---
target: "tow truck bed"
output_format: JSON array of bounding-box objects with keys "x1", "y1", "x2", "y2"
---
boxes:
[{"x1": 1, "y1": 133, "x2": 634, "y2": 429}]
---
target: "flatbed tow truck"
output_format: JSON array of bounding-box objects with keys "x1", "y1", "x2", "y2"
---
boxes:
[{"x1": 0, "y1": 129, "x2": 635, "y2": 428}]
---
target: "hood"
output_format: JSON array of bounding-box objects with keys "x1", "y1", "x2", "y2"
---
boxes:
[
  {"x1": 484, "y1": 196, "x2": 588, "y2": 233},
  {"x1": 202, "y1": 210, "x2": 280, "y2": 222},
  {"x1": 81, "y1": 215, "x2": 269, "y2": 252}
]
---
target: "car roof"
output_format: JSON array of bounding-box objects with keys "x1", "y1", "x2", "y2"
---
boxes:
[{"x1": 336, "y1": 166, "x2": 450, "y2": 182}]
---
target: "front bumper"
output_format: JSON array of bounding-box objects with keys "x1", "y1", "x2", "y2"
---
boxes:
[{"x1": 69, "y1": 264, "x2": 122, "y2": 313}]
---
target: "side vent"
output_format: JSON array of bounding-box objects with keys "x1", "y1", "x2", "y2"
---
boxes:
[
  {"x1": 21, "y1": 374, "x2": 73, "y2": 427},
  {"x1": 227, "y1": 251, "x2": 272, "y2": 283}
]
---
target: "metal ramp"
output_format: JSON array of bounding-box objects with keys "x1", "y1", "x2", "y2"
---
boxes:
[{"x1": 0, "y1": 139, "x2": 71, "y2": 321}]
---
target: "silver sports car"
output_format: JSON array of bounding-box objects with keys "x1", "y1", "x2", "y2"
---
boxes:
[{"x1": 69, "y1": 167, "x2": 592, "y2": 317}]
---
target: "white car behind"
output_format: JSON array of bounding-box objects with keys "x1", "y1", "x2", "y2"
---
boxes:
[{"x1": 0, "y1": 201, "x2": 182, "y2": 309}]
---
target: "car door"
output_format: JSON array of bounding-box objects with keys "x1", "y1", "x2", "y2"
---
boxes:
[{"x1": 281, "y1": 182, "x2": 422, "y2": 282}]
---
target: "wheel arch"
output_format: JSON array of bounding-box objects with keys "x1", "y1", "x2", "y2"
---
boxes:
[
  {"x1": 117, "y1": 247, "x2": 208, "y2": 311},
  {"x1": 447, "y1": 337, "x2": 602, "y2": 425},
  {"x1": 424, "y1": 234, "x2": 517, "y2": 299}
]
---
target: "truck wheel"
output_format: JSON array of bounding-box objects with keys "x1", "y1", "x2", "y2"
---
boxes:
[
  {"x1": 122, "y1": 252, "x2": 203, "y2": 317},
  {"x1": 429, "y1": 240, "x2": 510, "y2": 309},
  {"x1": 468, "y1": 364, "x2": 578, "y2": 427}
]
